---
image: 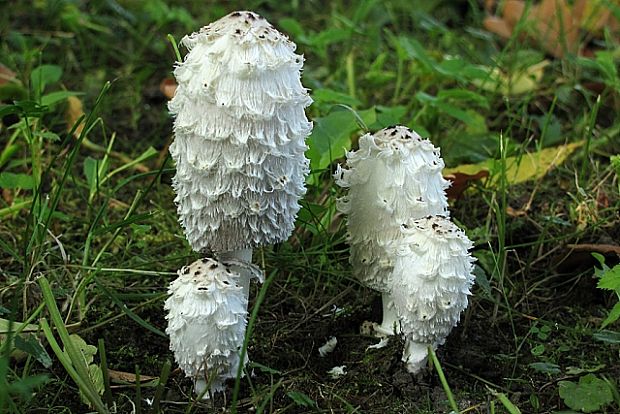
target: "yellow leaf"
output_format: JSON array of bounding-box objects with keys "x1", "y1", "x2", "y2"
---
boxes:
[
  {"x1": 473, "y1": 60, "x2": 549, "y2": 95},
  {"x1": 445, "y1": 141, "x2": 583, "y2": 186}
]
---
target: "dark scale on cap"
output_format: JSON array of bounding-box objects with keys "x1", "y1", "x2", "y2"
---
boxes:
[
  {"x1": 401, "y1": 223, "x2": 410, "y2": 229},
  {"x1": 208, "y1": 262, "x2": 218, "y2": 269},
  {"x1": 194, "y1": 270, "x2": 202, "y2": 276},
  {"x1": 390, "y1": 130, "x2": 397, "y2": 136},
  {"x1": 235, "y1": 29, "x2": 241, "y2": 35},
  {"x1": 222, "y1": 280, "x2": 230, "y2": 285},
  {"x1": 182, "y1": 266, "x2": 190, "y2": 274},
  {"x1": 246, "y1": 13, "x2": 256, "y2": 20},
  {"x1": 231, "y1": 12, "x2": 241, "y2": 17}
]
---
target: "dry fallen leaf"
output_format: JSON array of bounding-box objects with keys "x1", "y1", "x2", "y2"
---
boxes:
[
  {"x1": 2, "y1": 188, "x2": 13, "y2": 204},
  {"x1": 160, "y1": 77, "x2": 177, "y2": 100},
  {"x1": 65, "y1": 95, "x2": 85, "y2": 138},
  {"x1": 473, "y1": 60, "x2": 550, "y2": 95},
  {"x1": 483, "y1": 0, "x2": 619, "y2": 57},
  {"x1": 0, "y1": 63, "x2": 17, "y2": 86},
  {"x1": 444, "y1": 170, "x2": 490, "y2": 199},
  {"x1": 108, "y1": 368, "x2": 156, "y2": 384},
  {"x1": 567, "y1": 244, "x2": 620, "y2": 256},
  {"x1": 444, "y1": 141, "x2": 583, "y2": 186}
]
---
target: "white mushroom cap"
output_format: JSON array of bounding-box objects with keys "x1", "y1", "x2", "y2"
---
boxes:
[
  {"x1": 334, "y1": 125, "x2": 451, "y2": 291},
  {"x1": 164, "y1": 258, "x2": 250, "y2": 396},
  {"x1": 390, "y1": 215, "x2": 475, "y2": 373},
  {"x1": 169, "y1": 11, "x2": 312, "y2": 253}
]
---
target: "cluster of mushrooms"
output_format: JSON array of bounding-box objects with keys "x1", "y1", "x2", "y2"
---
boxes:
[{"x1": 164, "y1": 11, "x2": 475, "y2": 398}]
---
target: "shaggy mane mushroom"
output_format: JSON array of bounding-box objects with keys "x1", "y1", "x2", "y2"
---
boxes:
[
  {"x1": 166, "y1": 10, "x2": 312, "y2": 397},
  {"x1": 335, "y1": 125, "x2": 450, "y2": 336}
]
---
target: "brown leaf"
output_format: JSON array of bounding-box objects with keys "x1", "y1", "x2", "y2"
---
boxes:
[
  {"x1": 108, "y1": 368, "x2": 156, "y2": 384},
  {"x1": 65, "y1": 96, "x2": 85, "y2": 138},
  {"x1": 506, "y1": 205, "x2": 528, "y2": 217},
  {"x1": 160, "y1": 77, "x2": 177, "y2": 100},
  {"x1": 483, "y1": 16, "x2": 514, "y2": 39},
  {"x1": 567, "y1": 244, "x2": 620, "y2": 256},
  {"x1": 2, "y1": 188, "x2": 13, "y2": 204},
  {"x1": 0, "y1": 63, "x2": 17, "y2": 86},
  {"x1": 531, "y1": 0, "x2": 579, "y2": 57},
  {"x1": 485, "y1": 0, "x2": 583, "y2": 57},
  {"x1": 444, "y1": 170, "x2": 490, "y2": 200},
  {"x1": 502, "y1": 0, "x2": 526, "y2": 27}
]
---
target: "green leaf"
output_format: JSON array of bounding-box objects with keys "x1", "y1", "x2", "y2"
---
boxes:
[
  {"x1": 559, "y1": 374, "x2": 614, "y2": 413},
  {"x1": 530, "y1": 344, "x2": 545, "y2": 356},
  {"x1": 41, "y1": 90, "x2": 80, "y2": 106},
  {"x1": 596, "y1": 264, "x2": 620, "y2": 292},
  {"x1": 0, "y1": 172, "x2": 35, "y2": 190},
  {"x1": 312, "y1": 88, "x2": 361, "y2": 107},
  {"x1": 287, "y1": 390, "x2": 317, "y2": 408},
  {"x1": 62, "y1": 334, "x2": 97, "y2": 366},
  {"x1": 306, "y1": 107, "x2": 375, "y2": 177},
  {"x1": 593, "y1": 330, "x2": 620, "y2": 344},
  {"x1": 529, "y1": 362, "x2": 560, "y2": 375},
  {"x1": 437, "y1": 88, "x2": 490, "y2": 109},
  {"x1": 30, "y1": 65, "x2": 62, "y2": 95},
  {"x1": 601, "y1": 302, "x2": 620, "y2": 329},
  {"x1": 83, "y1": 156, "x2": 100, "y2": 195},
  {"x1": 611, "y1": 155, "x2": 620, "y2": 176},
  {"x1": 14, "y1": 335, "x2": 52, "y2": 368}
]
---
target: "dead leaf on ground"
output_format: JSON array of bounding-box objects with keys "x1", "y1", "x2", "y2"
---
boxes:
[
  {"x1": 506, "y1": 205, "x2": 528, "y2": 217},
  {"x1": 473, "y1": 60, "x2": 550, "y2": 95},
  {"x1": 160, "y1": 77, "x2": 177, "y2": 100},
  {"x1": 0, "y1": 63, "x2": 17, "y2": 86},
  {"x1": 444, "y1": 141, "x2": 583, "y2": 187},
  {"x1": 108, "y1": 368, "x2": 157, "y2": 384},
  {"x1": 567, "y1": 244, "x2": 620, "y2": 256},
  {"x1": 483, "y1": 0, "x2": 619, "y2": 57},
  {"x1": 65, "y1": 95, "x2": 85, "y2": 138},
  {"x1": 2, "y1": 188, "x2": 13, "y2": 204},
  {"x1": 444, "y1": 170, "x2": 490, "y2": 199}
]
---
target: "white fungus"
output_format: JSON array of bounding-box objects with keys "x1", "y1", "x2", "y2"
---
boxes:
[
  {"x1": 391, "y1": 215, "x2": 475, "y2": 373},
  {"x1": 335, "y1": 126, "x2": 450, "y2": 335},
  {"x1": 166, "y1": 10, "x2": 312, "y2": 397},
  {"x1": 168, "y1": 10, "x2": 312, "y2": 253},
  {"x1": 164, "y1": 258, "x2": 250, "y2": 396},
  {"x1": 318, "y1": 336, "x2": 338, "y2": 357}
]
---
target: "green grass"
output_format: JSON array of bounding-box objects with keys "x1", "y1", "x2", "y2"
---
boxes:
[{"x1": 1, "y1": 0, "x2": 620, "y2": 413}]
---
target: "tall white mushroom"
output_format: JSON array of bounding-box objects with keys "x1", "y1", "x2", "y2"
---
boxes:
[
  {"x1": 166, "y1": 10, "x2": 312, "y2": 396},
  {"x1": 390, "y1": 215, "x2": 475, "y2": 373},
  {"x1": 335, "y1": 126, "x2": 450, "y2": 335}
]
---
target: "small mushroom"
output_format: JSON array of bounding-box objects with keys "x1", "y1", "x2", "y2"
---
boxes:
[
  {"x1": 334, "y1": 126, "x2": 450, "y2": 336},
  {"x1": 390, "y1": 215, "x2": 475, "y2": 374},
  {"x1": 166, "y1": 10, "x2": 312, "y2": 397},
  {"x1": 165, "y1": 258, "x2": 251, "y2": 397}
]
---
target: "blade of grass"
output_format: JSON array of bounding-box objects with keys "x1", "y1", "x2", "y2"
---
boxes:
[
  {"x1": 93, "y1": 277, "x2": 166, "y2": 337},
  {"x1": 40, "y1": 318, "x2": 107, "y2": 413},
  {"x1": 152, "y1": 360, "x2": 171, "y2": 413},
  {"x1": 98, "y1": 339, "x2": 113, "y2": 409},
  {"x1": 230, "y1": 270, "x2": 277, "y2": 414},
  {"x1": 428, "y1": 346, "x2": 459, "y2": 413}
]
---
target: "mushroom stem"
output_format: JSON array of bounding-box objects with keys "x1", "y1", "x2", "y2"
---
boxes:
[
  {"x1": 218, "y1": 248, "x2": 253, "y2": 300},
  {"x1": 403, "y1": 340, "x2": 432, "y2": 373},
  {"x1": 374, "y1": 293, "x2": 402, "y2": 336}
]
